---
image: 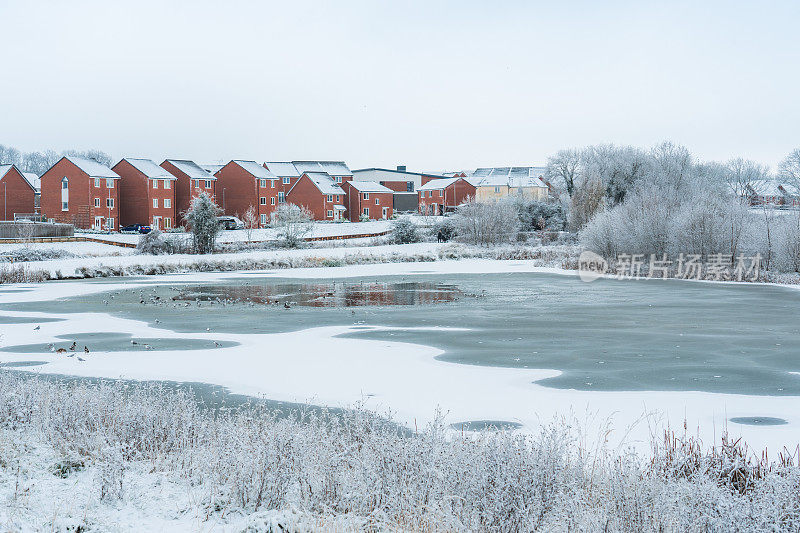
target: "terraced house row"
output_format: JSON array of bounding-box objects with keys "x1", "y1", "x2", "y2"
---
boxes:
[
  {"x1": 26, "y1": 158, "x2": 399, "y2": 230},
  {"x1": 2, "y1": 157, "x2": 554, "y2": 229}
]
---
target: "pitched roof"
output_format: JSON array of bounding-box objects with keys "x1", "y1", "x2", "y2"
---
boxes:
[
  {"x1": 263, "y1": 162, "x2": 301, "y2": 178},
  {"x1": 65, "y1": 156, "x2": 120, "y2": 178},
  {"x1": 122, "y1": 158, "x2": 175, "y2": 179},
  {"x1": 347, "y1": 180, "x2": 393, "y2": 193},
  {"x1": 469, "y1": 166, "x2": 548, "y2": 188},
  {"x1": 164, "y1": 159, "x2": 216, "y2": 180},
  {"x1": 292, "y1": 161, "x2": 352, "y2": 176},
  {"x1": 0, "y1": 164, "x2": 40, "y2": 191},
  {"x1": 232, "y1": 160, "x2": 276, "y2": 179},
  {"x1": 352, "y1": 168, "x2": 448, "y2": 179},
  {"x1": 417, "y1": 177, "x2": 463, "y2": 191},
  {"x1": 298, "y1": 172, "x2": 345, "y2": 195},
  {"x1": 200, "y1": 164, "x2": 225, "y2": 175}
]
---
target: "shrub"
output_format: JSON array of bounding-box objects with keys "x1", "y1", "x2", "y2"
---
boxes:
[
  {"x1": 452, "y1": 199, "x2": 520, "y2": 245},
  {"x1": 137, "y1": 229, "x2": 174, "y2": 255},
  {"x1": 431, "y1": 218, "x2": 457, "y2": 242},
  {"x1": 514, "y1": 198, "x2": 567, "y2": 231},
  {"x1": 390, "y1": 217, "x2": 420, "y2": 244},
  {"x1": 0, "y1": 248, "x2": 76, "y2": 262}
]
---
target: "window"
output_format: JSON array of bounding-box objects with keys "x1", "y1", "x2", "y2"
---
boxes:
[
  {"x1": 106, "y1": 198, "x2": 114, "y2": 208},
  {"x1": 94, "y1": 178, "x2": 100, "y2": 188},
  {"x1": 271, "y1": 180, "x2": 276, "y2": 188},
  {"x1": 61, "y1": 202, "x2": 68, "y2": 211},
  {"x1": 375, "y1": 198, "x2": 380, "y2": 205},
  {"x1": 164, "y1": 199, "x2": 171, "y2": 208},
  {"x1": 94, "y1": 198, "x2": 100, "y2": 208},
  {"x1": 194, "y1": 180, "x2": 200, "y2": 189},
  {"x1": 407, "y1": 182, "x2": 414, "y2": 192},
  {"x1": 278, "y1": 192, "x2": 285, "y2": 203},
  {"x1": 153, "y1": 180, "x2": 159, "y2": 189},
  {"x1": 106, "y1": 179, "x2": 114, "y2": 188},
  {"x1": 362, "y1": 207, "x2": 369, "y2": 216},
  {"x1": 336, "y1": 195, "x2": 340, "y2": 202},
  {"x1": 495, "y1": 186, "x2": 502, "y2": 193},
  {"x1": 106, "y1": 218, "x2": 114, "y2": 229},
  {"x1": 282, "y1": 177, "x2": 291, "y2": 185},
  {"x1": 270, "y1": 197, "x2": 276, "y2": 205},
  {"x1": 164, "y1": 218, "x2": 172, "y2": 229},
  {"x1": 260, "y1": 197, "x2": 267, "y2": 205},
  {"x1": 335, "y1": 176, "x2": 342, "y2": 183},
  {"x1": 363, "y1": 192, "x2": 369, "y2": 200},
  {"x1": 205, "y1": 180, "x2": 212, "y2": 188},
  {"x1": 153, "y1": 198, "x2": 158, "y2": 208},
  {"x1": 61, "y1": 177, "x2": 69, "y2": 190},
  {"x1": 260, "y1": 179, "x2": 267, "y2": 188},
  {"x1": 164, "y1": 179, "x2": 171, "y2": 189},
  {"x1": 327, "y1": 195, "x2": 333, "y2": 202},
  {"x1": 327, "y1": 210, "x2": 333, "y2": 218},
  {"x1": 260, "y1": 214, "x2": 267, "y2": 225}
]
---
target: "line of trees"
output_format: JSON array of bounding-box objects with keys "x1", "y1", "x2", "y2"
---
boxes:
[{"x1": 0, "y1": 143, "x2": 113, "y2": 175}]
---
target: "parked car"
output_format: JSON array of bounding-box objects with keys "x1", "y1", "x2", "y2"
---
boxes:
[
  {"x1": 217, "y1": 216, "x2": 244, "y2": 230},
  {"x1": 121, "y1": 224, "x2": 152, "y2": 234}
]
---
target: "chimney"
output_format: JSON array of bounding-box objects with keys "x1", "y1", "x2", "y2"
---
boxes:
[{"x1": 397, "y1": 165, "x2": 406, "y2": 172}]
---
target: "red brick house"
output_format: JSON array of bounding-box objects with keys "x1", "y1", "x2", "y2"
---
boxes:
[
  {"x1": 0, "y1": 164, "x2": 38, "y2": 220},
  {"x1": 41, "y1": 156, "x2": 120, "y2": 229},
  {"x1": 113, "y1": 158, "x2": 177, "y2": 230},
  {"x1": 263, "y1": 162, "x2": 301, "y2": 212},
  {"x1": 343, "y1": 181, "x2": 393, "y2": 221},
  {"x1": 215, "y1": 160, "x2": 278, "y2": 226},
  {"x1": 417, "y1": 177, "x2": 476, "y2": 215},
  {"x1": 286, "y1": 172, "x2": 347, "y2": 221},
  {"x1": 160, "y1": 159, "x2": 216, "y2": 226}
]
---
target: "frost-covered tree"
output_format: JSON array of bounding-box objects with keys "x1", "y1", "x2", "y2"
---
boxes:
[
  {"x1": 722, "y1": 158, "x2": 770, "y2": 201},
  {"x1": 545, "y1": 148, "x2": 582, "y2": 197},
  {"x1": 241, "y1": 205, "x2": 259, "y2": 243},
  {"x1": 779, "y1": 148, "x2": 800, "y2": 191},
  {"x1": 185, "y1": 192, "x2": 221, "y2": 254},
  {"x1": 273, "y1": 203, "x2": 313, "y2": 248},
  {"x1": 452, "y1": 199, "x2": 520, "y2": 245},
  {"x1": 0, "y1": 144, "x2": 21, "y2": 165}
]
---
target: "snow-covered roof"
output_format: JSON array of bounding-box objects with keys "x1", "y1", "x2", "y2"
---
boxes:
[
  {"x1": 201, "y1": 164, "x2": 224, "y2": 175},
  {"x1": 65, "y1": 156, "x2": 120, "y2": 179},
  {"x1": 164, "y1": 159, "x2": 216, "y2": 180},
  {"x1": 333, "y1": 204, "x2": 346, "y2": 210},
  {"x1": 263, "y1": 162, "x2": 301, "y2": 178},
  {"x1": 347, "y1": 181, "x2": 393, "y2": 193},
  {"x1": 123, "y1": 158, "x2": 175, "y2": 179},
  {"x1": 353, "y1": 168, "x2": 448, "y2": 179},
  {"x1": 472, "y1": 167, "x2": 546, "y2": 179},
  {"x1": 233, "y1": 160, "x2": 276, "y2": 179},
  {"x1": 299, "y1": 172, "x2": 345, "y2": 195},
  {"x1": 292, "y1": 161, "x2": 352, "y2": 176},
  {"x1": 417, "y1": 177, "x2": 462, "y2": 191}
]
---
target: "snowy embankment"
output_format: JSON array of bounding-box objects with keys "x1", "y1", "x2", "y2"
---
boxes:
[{"x1": 0, "y1": 371, "x2": 798, "y2": 532}]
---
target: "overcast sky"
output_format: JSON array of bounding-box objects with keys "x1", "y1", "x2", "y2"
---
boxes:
[{"x1": 1, "y1": 0, "x2": 798, "y2": 172}]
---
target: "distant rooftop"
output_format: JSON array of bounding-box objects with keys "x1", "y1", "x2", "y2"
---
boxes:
[
  {"x1": 293, "y1": 161, "x2": 352, "y2": 176},
  {"x1": 263, "y1": 162, "x2": 301, "y2": 178},
  {"x1": 232, "y1": 160, "x2": 276, "y2": 179},
  {"x1": 122, "y1": 158, "x2": 175, "y2": 179},
  {"x1": 164, "y1": 159, "x2": 215, "y2": 180},
  {"x1": 347, "y1": 180, "x2": 393, "y2": 193},
  {"x1": 300, "y1": 171, "x2": 346, "y2": 195}
]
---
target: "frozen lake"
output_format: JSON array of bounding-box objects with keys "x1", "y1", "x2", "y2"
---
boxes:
[{"x1": 1, "y1": 260, "x2": 799, "y2": 451}]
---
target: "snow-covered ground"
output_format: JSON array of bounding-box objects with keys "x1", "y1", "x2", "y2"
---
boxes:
[
  {"x1": 1, "y1": 259, "x2": 799, "y2": 455},
  {"x1": 0, "y1": 241, "x2": 136, "y2": 257}
]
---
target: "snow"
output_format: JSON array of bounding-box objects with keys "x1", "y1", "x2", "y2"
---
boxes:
[
  {"x1": 163, "y1": 159, "x2": 215, "y2": 180},
  {"x1": 2, "y1": 260, "x2": 800, "y2": 455},
  {"x1": 0, "y1": 241, "x2": 136, "y2": 257},
  {"x1": 122, "y1": 158, "x2": 175, "y2": 179},
  {"x1": 263, "y1": 162, "x2": 300, "y2": 177},
  {"x1": 233, "y1": 160, "x2": 276, "y2": 179},
  {"x1": 292, "y1": 161, "x2": 351, "y2": 176},
  {"x1": 417, "y1": 177, "x2": 461, "y2": 190},
  {"x1": 346, "y1": 180, "x2": 393, "y2": 193},
  {"x1": 65, "y1": 156, "x2": 120, "y2": 178},
  {"x1": 297, "y1": 172, "x2": 346, "y2": 195}
]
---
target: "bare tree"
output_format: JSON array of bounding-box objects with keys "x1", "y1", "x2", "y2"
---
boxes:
[
  {"x1": 452, "y1": 198, "x2": 519, "y2": 245},
  {"x1": 545, "y1": 148, "x2": 582, "y2": 197},
  {"x1": 241, "y1": 205, "x2": 258, "y2": 244},
  {"x1": 273, "y1": 204, "x2": 313, "y2": 248},
  {"x1": 723, "y1": 158, "x2": 770, "y2": 202},
  {"x1": 779, "y1": 148, "x2": 800, "y2": 191}
]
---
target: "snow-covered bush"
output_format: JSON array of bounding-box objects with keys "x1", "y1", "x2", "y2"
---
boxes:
[
  {"x1": 359, "y1": 213, "x2": 370, "y2": 222},
  {"x1": 185, "y1": 192, "x2": 221, "y2": 254},
  {"x1": 136, "y1": 229, "x2": 173, "y2": 255},
  {"x1": 273, "y1": 204, "x2": 313, "y2": 248},
  {"x1": 390, "y1": 217, "x2": 420, "y2": 244},
  {"x1": 452, "y1": 199, "x2": 520, "y2": 245},
  {"x1": 0, "y1": 248, "x2": 76, "y2": 262},
  {"x1": 513, "y1": 197, "x2": 567, "y2": 232}
]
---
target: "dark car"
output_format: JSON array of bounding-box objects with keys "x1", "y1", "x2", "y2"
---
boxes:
[
  {"x1": 121, "y1": 224, "x2": 152, "y2": 234},
  {"x1": 217, "y1": 216, "x2": 244, "y2": 230}
]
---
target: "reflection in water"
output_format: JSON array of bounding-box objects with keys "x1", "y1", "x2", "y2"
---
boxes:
[{"x1": 172, "y1": 281, "x2": 462, "y2": 307}]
